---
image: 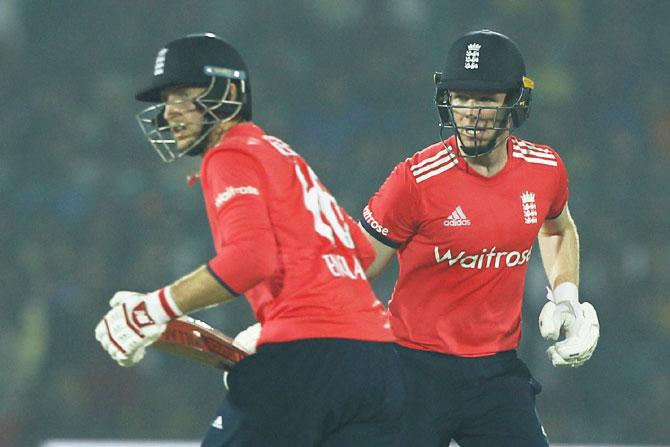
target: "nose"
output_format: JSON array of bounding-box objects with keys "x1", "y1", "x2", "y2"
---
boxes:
[
  {"x1": 163, "y1": 101, "x2": 181, "y2": 122},
  {"x1": 462, "y1": 99, "x2": 479, "y2": 120},
  {"x1": 464, "y1": 97, "x2": 480, "y2": 110},
  {"x1": 163, "y1": 94, "x2": 197, "y2": 122}
]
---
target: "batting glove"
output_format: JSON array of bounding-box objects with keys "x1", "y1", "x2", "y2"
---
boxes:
[
  {"x1": 539, "y1": 282, "x2": 600, "y2": 367},
  {"x1": 95, "y1": 288, "x2": 182, "y2": 367},
  {"x1": 232, "y1": 322, "x2": 261, "y2": 355},
  {"x1": 223, "y1": 323, "x2": 261, "y2": 389}
]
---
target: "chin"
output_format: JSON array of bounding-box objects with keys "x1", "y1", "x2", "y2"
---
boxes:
[
  {"x1": 175, "y1": 138, "x2": 195, "y2": 151},
  {"x1": 462, "y1": 135, "x2": 493, "y2": 146},
  {"x1": 461, "y1": 140, "x2": 485, "y2": 150},
  {"x1": 459, "y1": 141, "x2": 494, "y2": 156}
]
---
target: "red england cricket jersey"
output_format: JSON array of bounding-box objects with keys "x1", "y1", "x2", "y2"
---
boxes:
[
  {"x1": 361, "y1": 135, "x2": 568, "y2": 356},
  {"x1": 200, "y1": 122, "x2": 393, "y2": 346}
]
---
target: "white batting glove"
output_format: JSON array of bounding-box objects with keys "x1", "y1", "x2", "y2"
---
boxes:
[
  {"x1": 94, "y1": 288, "x2": 182, "y2": 367},
  {"x1": 223, "y1": 323, "x2": 261, "y2": 389},
  {"x1": 539, "y1": 282, "x2": 600, "y2": 367},
  {"x1": 233, "y1": 322, "x2": 261, "y2": 355}
]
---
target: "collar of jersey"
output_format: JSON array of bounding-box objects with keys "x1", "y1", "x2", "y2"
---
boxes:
[
  {"x1": 220, "y1": 121, "x2": 264, "y2": 142},
  {"x1": 200, "y1": 121, "x2": 265, "y2": 178},
  {"x1": 450, "y1": 134, "x2": 515, "y2": 183}
]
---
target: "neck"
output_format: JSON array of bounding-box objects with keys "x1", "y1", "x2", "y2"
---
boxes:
[
  {"x1": 204, "y1": 120, "x2": 242, "y2": 154},
  {"x1": 459, "y1": 136, "x2": 509, "y2": 177}
]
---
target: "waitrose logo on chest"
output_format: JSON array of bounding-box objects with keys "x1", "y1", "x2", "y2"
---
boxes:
[{"x1": 434, "y1": 246, "x2": 532, "y2": 269}]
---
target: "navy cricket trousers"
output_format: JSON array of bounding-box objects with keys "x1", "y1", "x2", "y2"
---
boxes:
[
  {"x1": 201, "y1": 338, "x2": 405, "y2": 447},
  {"x1": 396, "y1": 346, "x2": 549, "y2": 447}
]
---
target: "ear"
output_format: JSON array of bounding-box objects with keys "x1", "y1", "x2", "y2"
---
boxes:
[{"x1": 227, "y1": 81, "x2": 239, "y2": 101}]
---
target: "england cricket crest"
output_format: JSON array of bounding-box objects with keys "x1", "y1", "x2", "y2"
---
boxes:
[
  {"x1": 154, "y1": 48, "x2": 167, "y2": 76},
  {"x1": 521, "y1": 191, "x2": 538, "y2": 224},
  {"x1": 464, "y1": 43, "x2": 481, "y2": 70}
]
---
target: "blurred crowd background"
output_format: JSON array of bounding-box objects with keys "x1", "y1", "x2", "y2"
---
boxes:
[{"x1": 1, "y1": 0, "x2": 669, "y2": 445}]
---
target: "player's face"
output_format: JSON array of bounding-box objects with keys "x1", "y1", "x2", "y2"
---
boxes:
[
  {"x1": 162, "y1": 86, "x2": 207, "y2": 152},
  {"x1": 449, "y1": 90, "x2": 508, "y2": 150}
]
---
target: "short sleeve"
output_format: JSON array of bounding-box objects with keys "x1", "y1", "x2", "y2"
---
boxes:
[
  {"x1": 547, "y1": 152, "x2": 569, "y2": 219},
  {"x1": 361, "y1": 162, "x2": 419, "y2": 248},
  {"x1": 202, "y1": 150, "x2": 278, "y2": 294},
  {"x1": 204, "y1": 150, "x2": 266, "y2": 219},
  {"x1": 344, "y1": 211, "x2": 376, "y2": 270}
]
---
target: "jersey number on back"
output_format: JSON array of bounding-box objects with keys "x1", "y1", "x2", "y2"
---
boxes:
[
  {"x1": 263, "y1": 135, "x2": 354, "y2": 248},
  {"x1": 295, "y1": 164, "x2": 355, "y2": 248}
]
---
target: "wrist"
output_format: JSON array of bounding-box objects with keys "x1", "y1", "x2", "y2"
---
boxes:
[
  {"x1": 552, "y1": 282, "x2": 579, "y2": 304},
  {"x1": 144, "y1": 287, "x2": 183, "y2": 324}
]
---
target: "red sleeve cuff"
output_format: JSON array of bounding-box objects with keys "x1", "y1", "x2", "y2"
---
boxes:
[
  {"x1": 360, "y1": 217, "x2": 402, "y2": 249},
  {"x1": 206, "y1": 264, "x2": 242, "y2": 296}
]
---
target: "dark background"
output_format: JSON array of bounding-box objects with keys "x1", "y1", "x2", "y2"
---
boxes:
[{"x1": 1, "y1": 1, "x2": 668, "y2": 445}]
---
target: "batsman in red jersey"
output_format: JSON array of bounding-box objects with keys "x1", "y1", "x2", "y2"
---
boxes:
[
  {"x1": 94, "y1": 33, "x2": 404, "y2": 447},
  {"x1": 360, "y1": 30, "x2": 600, "y2": 446}
]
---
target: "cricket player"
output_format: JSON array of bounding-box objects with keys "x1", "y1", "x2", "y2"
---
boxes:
[
  {"x1": 359, "y1": 30, "x2": 600, "y2": 446},
  {"x1": 94, "y1": 33, "x2": 404, "y2": 447}
]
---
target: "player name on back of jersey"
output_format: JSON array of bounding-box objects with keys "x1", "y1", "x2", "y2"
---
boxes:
[
  {"x1": 322, "y1": 253, "x2": 367, "y2": 280},
  {"x1": 434, "y1": 246, "x2": 532, "y2": 269}
]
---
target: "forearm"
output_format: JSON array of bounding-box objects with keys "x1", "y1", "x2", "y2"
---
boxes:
[
  {"x1": 537, "y1": 210, "x2": 599, "y2": 367},
  {"x1": 367, "y1": 262, "x2": 385, "y2": 281},
  {"x1": 169, "y1": 265, "x2": 236, "y2": 314},
  {"x1": 538, "y1": 217, "x2": 579, "y2": 288}
]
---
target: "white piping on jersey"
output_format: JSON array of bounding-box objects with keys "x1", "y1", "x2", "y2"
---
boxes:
[
  {"x1": 511, "y1": 139, "x2": 558, "y2": 167},
  {"x1": 511, "y1": 152, "x2": 558, "y2": 166},
  {"x1": 414, "y1": 160, "x2": 458, "y2": 183},
  {"x1": 410, "y1": 148, "x2": 450, "y2": 171},
  {"x1": 515, "y1": 148, "x2": 555, "y2": 159},
  {"x1": 410, "y1": 147, "x2": 459, "y2": 184},
  {"x1": 412, "y1": 152, "x2": 458, "y2": 176}
]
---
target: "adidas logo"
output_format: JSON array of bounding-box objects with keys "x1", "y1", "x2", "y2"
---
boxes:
[
  {"x1": 211, "y1": 415, "x2": 223, "y2": 430},
  {"x1": 443, "y1": 206, "x2": 471, "y2": 227}
]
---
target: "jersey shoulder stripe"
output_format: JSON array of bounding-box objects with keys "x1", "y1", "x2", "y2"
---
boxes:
[
  {"x1": 511, "y1": 137, "x2": 558, "y2": 167},
  {"x1": 408, "y1": 143, "x2": 459, "y2": 184}
]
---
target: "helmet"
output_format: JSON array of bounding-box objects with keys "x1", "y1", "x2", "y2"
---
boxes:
[
  {"x1": 434, "y1": 29, "x2": 534, "y2": 157},
  {"x1": 135, "y1": 33, "x2": 251, "y2": 162}
]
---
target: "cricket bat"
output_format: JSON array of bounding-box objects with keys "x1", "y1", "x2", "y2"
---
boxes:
[{"x1": 152, "y1": 316, "x2": 247, "y2": 370}]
